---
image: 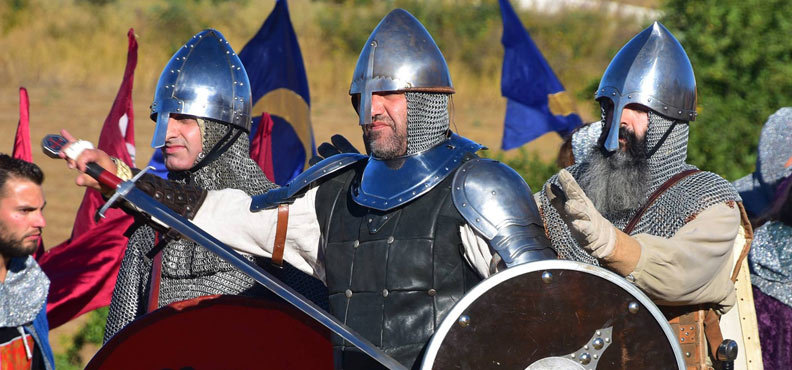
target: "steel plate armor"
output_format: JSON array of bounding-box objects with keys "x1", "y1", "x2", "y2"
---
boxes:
[
  {"x1": 451, "y1": 158, "x2": 555, "y2": 266},
  {"x1": 150, "y1": 29, "x2": 252, "y2": 148},
  {"x1": 349, "y1": 9, "x2": 454, "y2": 126},
  {"x1": 595, "y1": 22, "x2": 697, "y2": 152}
]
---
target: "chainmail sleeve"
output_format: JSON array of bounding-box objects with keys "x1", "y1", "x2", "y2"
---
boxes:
[{"x1": 104, "y1": 224, "x2": 156, "y2": 342}]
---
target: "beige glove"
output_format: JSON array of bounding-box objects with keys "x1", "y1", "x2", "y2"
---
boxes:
[{"x1": 547, "y1": 169, "x2": 617, "y2": 259}]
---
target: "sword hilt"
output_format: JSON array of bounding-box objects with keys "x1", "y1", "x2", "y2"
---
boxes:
[
  {"x1": 716, "y1": 339, "x2": 738, "y2": 370},
  {"x1": 96, "y1": 166, "x2": 153, "y2": 219}
]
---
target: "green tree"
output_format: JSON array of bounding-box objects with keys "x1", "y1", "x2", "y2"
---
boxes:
[{"x1": 662, "y1": 0, "x2": 792, "y2": 180}]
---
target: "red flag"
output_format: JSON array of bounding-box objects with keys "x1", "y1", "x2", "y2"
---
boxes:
[
  {"x1": 12, "y1": 86, "x2": 47, "y2": 260},
  {"x1": 39, "y1": 29, "x2": 138, "y2": 328},
  {"x1": 249, "y1": 112, "x2": 276, "y2": 182},
  {"x1": 13, "y1": 87, "x2": 32, "y2": 161}
]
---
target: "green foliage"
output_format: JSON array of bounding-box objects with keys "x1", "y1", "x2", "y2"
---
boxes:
[
  {"x1": 54, "y1": 307, "x2": 108, "y2": 368},
  {"x1": 483, "y1": 149, "x2": 559, "y2": 192},
  {"x1": 662, "y1": 0, "x2": 792, "y2": 180}
]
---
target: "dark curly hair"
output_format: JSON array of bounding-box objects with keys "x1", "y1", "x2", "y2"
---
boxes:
[{"x1": 0, "y1": 154, "x2": 44, "y2": 196}]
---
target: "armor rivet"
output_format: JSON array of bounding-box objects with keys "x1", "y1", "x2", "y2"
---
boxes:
[
  {"x1": 604, "y1": 338, "x2": 610, "y2": 343},
  {"x1": 368, "y1": 219, "x2": 373, "y2": 223},
  {"x1": 681, "y1": 328, "x2": 685, "y2": 331},
  {"x1": 353, "y1": 240, "x2": 359, "y2": 248},
  {"x1": 170, "y1": 69, "x2": 175, "y2": 73},
  {"x1": 428, "y1": 289, "x2": 436, "y2": 296},
  {"x1": 387, "y1": 236, "x2": 395, "y2": 244},
  {"x1": 382, "y1": 289, "x2": 389, "y2": 297},
  {"x1": 664, "y1": 106, "x2": 668, "y2": 110},
  {"x1": 541, "y1": 271, "x2": 552, "y2": 284},
  {"x1": 345, "y1": 289, "x2": 353, "y2": 298},
  {"x1": 678, "y1": 110, "x2": 682, "y2": 114},
  {"x1": 584, "y1": 345, "x2": 589, "y2": 350},
  {"x1": 685, "y1": 332, "x2": 689, "y2": 336},
  {"x1": 412, "y1": 191, "x2": 416, "y2": 195},
  {"x1": 383, "y1": 216, "x2": 388, "y2": 220},
  {"x1": 611, "y1": 92, "x2": 616, "y2": 96},
  {"x1": 689, "y1": 326, "x2": 693, "y2": 330},
  {"x1": 592, "y1": 338, "x2": 604, "y2": 350},
  {"x1": 596, "y1": 330, "x2": 601, "y2": 336},
  {"x1": 491, "y1": 191, "x2": 496, "y2": 195},
  {"x1": 685, "y1": 352, "x2": 691, "y2": 357},
  {"x1": 681, "y1": 338, "x2": 685, "y2": 342},
  {"x1": 628, "y1": 95, "x2": 632, "y2": 99},
  {"x1": 456, "y1": 187, "x2": 460, "y2": 190},
  {"x1": 579, "y1": 353, "x2": 591, "y2": 365},
  {"x1": 628, "y1": 301, "x2": 639, "y2": 314},
  {"x1": 570, "y1": 354, "x2": 575, "y2": 358},
  {"x1": 476, "y1": 218, "x2": 480, "y2": 222},
  {"x1": 593, "y1": 354, "x2": 598, "y2": 360},
  {"x1": 647, "y1": 98, "x2": 651, "y2": 102},
  {"x1": 371, "y1": 40, "x2": 378, "y2": 47},
  {"x1": 457, "y1": 315, "x2": 470, "y2": 328},
  {"x1": 398, "y1": 198, "x2": 402, "y2": 202},
  {"x1": 226, "y1": 50, "x2": 230, "y2": 54},
  {"x1": 444, "y1": 167, "x2": 449, "y2": 171},
  {"x1": 462, "y1": 203, "x2": 466, "y2": 207}
]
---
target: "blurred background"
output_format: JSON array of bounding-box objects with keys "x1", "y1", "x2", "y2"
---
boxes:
[{"x1": 0, "y1": 0, "x2": 790, "y2": 367}]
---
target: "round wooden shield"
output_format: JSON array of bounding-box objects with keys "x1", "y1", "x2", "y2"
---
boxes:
[
  {"x1": 87, "y1": 295, "x2": 332, "y2": 369},
  {"x1": 421, "y1": 260, "x2": 684, "y2": 369}
]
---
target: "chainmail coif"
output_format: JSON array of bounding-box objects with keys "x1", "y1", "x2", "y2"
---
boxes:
[
  {"x1": 105, "y1": 118, "x2": 328, "y2": 342},
  {"x1": 405, "y1": 92, "x2": 449, "y2": 154},
  {"x1": 539, "y1": 111, "x2": 740, "y2": 265}
]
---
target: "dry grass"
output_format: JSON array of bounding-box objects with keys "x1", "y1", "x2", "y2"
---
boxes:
[{"x1": 0, "y1": 0, "x2": 648, "y2": 362}]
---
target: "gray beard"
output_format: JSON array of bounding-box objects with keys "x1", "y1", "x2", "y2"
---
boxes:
[{"x1": 578, "y1": 139, "x2": 650, "y2": 215}]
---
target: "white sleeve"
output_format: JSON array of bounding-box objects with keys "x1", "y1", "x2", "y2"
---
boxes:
[
  {"x1": 192, "y1": 186, "x2": 325, "y2": 281},
  {"x1": 459, "y1": 223, "x2": 494, "y2": 278}
]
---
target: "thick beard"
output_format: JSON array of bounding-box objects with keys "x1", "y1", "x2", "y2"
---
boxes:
[
  {"x1": 0, "y1": 222, "x2": 37, "y2": 259},
  {"x1": 578, "y1": 127, "x2": 650, "y2": 215},
  {"x1": 364, "y1": 116, "x2": 407, "y2": 160}
]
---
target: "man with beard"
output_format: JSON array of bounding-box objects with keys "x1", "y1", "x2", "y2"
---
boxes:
[
  {"x1": 0, "y1": 154, "x2": 54, "y2": 369},
  {"x1": 67, "y1": 10, "x2": 555, "y2": 369},
  {"x1": 63, "y1": 29, "x2": 326, "y2": 343},
  {"x1": 538, "y1": 23, "x2": 744, "y2": 368}
]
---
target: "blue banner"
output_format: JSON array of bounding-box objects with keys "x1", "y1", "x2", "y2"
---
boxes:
[{"x1": 499, "y1": 0, "x2": 582, "y2": 150}]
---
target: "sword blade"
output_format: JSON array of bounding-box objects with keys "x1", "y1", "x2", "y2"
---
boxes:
[{"x1": 120, "y1": 185, "x2": 406, "y2": 370}]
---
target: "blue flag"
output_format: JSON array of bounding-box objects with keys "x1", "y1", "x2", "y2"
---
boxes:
[
  {"x1": 239, "y1": 0, "x2": 314, "y2": 185},
  {"x1": 499, "y1": 0, "x2": 582, "y2": 150}
]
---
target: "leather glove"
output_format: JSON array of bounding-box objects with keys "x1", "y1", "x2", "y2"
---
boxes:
[
  {"x1": 546, "y1": 169, "x2": 617, "y2": 259},
  {"x1": 309, "y1": 134, "x2": 361, "y2": 166},
  {"x1": 133, "y1": 173, "x2": 207, "y2": 220}
]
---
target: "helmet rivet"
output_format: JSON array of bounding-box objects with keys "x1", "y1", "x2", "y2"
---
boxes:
[
  {"x1": 664, "y1": 106, "x2": 668, "y2": 110},
  {"x1": 678, "y1": 110, "x2": 682, "y2": 114}
]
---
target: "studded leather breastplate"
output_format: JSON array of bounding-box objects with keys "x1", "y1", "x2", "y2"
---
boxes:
[{"x1": 316, "y1": 163, "x2": 481, "y2": 369}]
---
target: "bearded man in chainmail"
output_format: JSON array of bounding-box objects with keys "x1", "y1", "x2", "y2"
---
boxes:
[
  {"x1": 64, "y1": 29, "x2": 326, "y2": 343},
  {"x1": 538, "y1": 22, "x2": 747, "y2": 369},
  {"x1": 70, "y1": 10, "x2": 555, "y2": 369}
]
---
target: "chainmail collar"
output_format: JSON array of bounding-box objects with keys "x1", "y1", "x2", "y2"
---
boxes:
[
  {"x1": 0, "y1": 256, "x2": 49, "y2": 327},
  {"x1": 405, "y1": 92, "x2": 450, "y2": 155},
  {"x1": 749, "y1": 220, "x2": 792, "y2": 307}
]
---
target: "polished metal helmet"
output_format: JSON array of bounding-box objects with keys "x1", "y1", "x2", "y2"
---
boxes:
[
  {"x1": 349, "y1": 8, "x2": 454, "y2": 126},
  {"x1": 150, "y1": 29, "x2": 252, "y2": 148},
  {"x1": 596, "y1": 22, "x2": 697, "y2": 152}
]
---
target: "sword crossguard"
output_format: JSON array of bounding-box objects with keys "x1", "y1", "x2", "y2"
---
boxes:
[{"x1": 97, "y1": 166, "x2": 155, "y2": 219}]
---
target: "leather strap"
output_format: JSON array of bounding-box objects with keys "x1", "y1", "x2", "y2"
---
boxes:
[
  {"x1": 731, "y1": 202, "x2": 753, "y2": 282},
  {"x1": 703, "y1": 308, "x2": 724, "y2": 361},
  {"x1": 272, "y1": 204, "x2": 290, "y2": 268},
  {"x1": 623, "y1": 169, "x2": 701, "y2": 234},
  {"x1": 147, "y1": 247, "x2": 163, "y2": 313}
]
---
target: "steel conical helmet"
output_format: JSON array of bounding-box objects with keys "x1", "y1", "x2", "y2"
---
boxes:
[
  {"x1": 596, "y1": 22, "x2": 697, "y2": 152},
  {"x1": 149, "y1": 29, "x2": 252, "y2": 148},
  {"x1": 349, "y1": 9, "x2": 454, "y2": 126}
]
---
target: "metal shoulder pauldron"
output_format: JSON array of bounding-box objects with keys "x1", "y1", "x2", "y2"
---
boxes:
[
  {"x1": 451, "y1": 158, "x2": 555, "y2": 266},
  {"x1": 250, "y1": 153, "x2": 368, "y2": 212},
  {"x1": 352, "y1": 133, "x2": 482, "y2": 211}
]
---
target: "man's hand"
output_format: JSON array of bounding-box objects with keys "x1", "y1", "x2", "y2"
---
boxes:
[
  {"x1": 58, "y1": 129, "x2": 117, "y2": 191},
  {"x1": 547, "y1": 169, "x2": 641, "y2": 275},
  {"x1": 309, "y1": 134, "x2": 361, "y2": 166},
  {"x1": 547, "y1": 169, "x2": 618, "y2": 259}
]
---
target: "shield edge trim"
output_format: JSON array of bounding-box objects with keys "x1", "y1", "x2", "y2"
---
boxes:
[{"x1": 419, "y1": 260, "x2": 685, "y2": 369}]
